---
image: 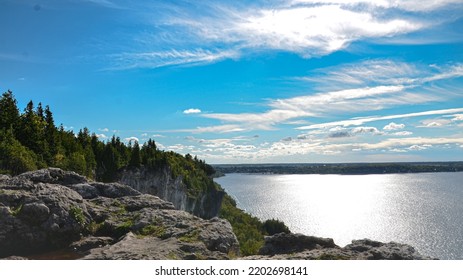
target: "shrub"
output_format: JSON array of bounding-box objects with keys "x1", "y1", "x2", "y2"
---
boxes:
[{"x1": 263, "y1": 218, "x2": 290, "y2": 235}]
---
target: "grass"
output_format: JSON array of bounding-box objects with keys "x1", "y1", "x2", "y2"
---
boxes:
[
  {"x1": 178, "y1": 229, "x2": 200, "y2": 243},
  {"x1": 139, "y1": 224, "x2": 167, "y2": 238}
]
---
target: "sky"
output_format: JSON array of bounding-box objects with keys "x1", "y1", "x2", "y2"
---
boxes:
[{"x1": 1, "y1": 0, "x2": 463, "y2": 164}]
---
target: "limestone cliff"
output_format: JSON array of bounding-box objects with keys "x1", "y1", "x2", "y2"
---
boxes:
[
  {"x1": 118, "y1": 167, "x2": 224, "y2": 219},
  {"x1": 0, "y1": 168, "x2": 239, "y2": 259}
]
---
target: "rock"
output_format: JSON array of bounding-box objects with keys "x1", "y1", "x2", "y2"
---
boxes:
[
  {"x1": 0, "y1": 168, "x2": 239, "y2": 259},
  {"x1": 243, "y1": 236, "x2": 435, "y2": 260},
  {"x1": 344, "y1": 239, "x2": 433, "y2": 260},
  {"x1": 70, "y1": 236, "x2": 114, "y2": 254},
  {"x1": 259, "y1": 233, "x2": 337, "y2": 255},
  {"x1": 82, "y1": 232, "x2": 231, "y2": 260},
  {"x1": 0, "y1": 172, "x2": 90, "y2": 257},
  {"x1": 118, "y1": 166, "x2": 224, "y2": 219},
  {"x1": 16, "y1": 168, "x2": 87, "y2": 186}
]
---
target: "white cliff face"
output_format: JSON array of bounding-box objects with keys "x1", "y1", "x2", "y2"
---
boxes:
[{"x1": 118, "y1": 167, "x2": 224, "y2": 219}]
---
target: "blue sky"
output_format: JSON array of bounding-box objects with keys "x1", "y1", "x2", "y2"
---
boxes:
[{"x1": 1, "y1": 0, "x2": 463, "y2": 163}]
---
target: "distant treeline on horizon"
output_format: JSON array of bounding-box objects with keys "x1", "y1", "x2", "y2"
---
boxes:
[{"x1": 213, "y1": 162, "x2": 463, "y2": 175}]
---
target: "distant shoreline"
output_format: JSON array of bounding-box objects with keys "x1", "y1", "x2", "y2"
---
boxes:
[{"x1": 213, "y1": 161, "x2": 463, "y2": 175}]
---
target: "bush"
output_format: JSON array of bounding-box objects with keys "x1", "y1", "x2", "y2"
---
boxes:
[{"x1": 263, "y1": 219, "x2": 290, "y2": 235}]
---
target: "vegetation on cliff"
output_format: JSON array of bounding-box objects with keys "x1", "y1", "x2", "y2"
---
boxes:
[
  {"x1": 219, "y1": 194, "x2": 290, "y2": 255},
  {"x1": 0, "y1": 90, "x2": 215, "y2": 198}
]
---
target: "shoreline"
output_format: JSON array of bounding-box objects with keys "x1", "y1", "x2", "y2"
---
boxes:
[{"x1": 213, "y1": 161, "x2": 463, "y2": 176}]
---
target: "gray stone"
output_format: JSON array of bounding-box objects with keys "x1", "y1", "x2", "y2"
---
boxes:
[
  {"x1": 119, "y1": 166, "x2": 224, "y2": 219},
  {"x1": 259, "y1": 233, "x2": 337, "y2": 255}
]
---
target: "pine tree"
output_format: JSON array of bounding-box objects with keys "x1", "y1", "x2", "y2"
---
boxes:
[
  {"x1": 129, "y1": 140, "x2": 141, "y2": 168},
  {"x1": 0, "y1": 90, "x2": 20, "y2": 131},
  {"x1": 44, "y1": 105, "x2": 58, "y2": 165}
]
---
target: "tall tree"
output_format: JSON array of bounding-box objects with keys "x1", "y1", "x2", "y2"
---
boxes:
[
  {"x1": 129, "y1": 140, "x2": 141, "y2": 168},
  {"x1": 44, "y1": 105, "x2": 58, "y2": 165},
  {"x1": 0, "y1": 90, "x2": 20, "y2": 131}
]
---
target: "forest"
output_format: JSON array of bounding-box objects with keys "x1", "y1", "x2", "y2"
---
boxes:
[{"x1": 0, "y1": 90, "x2": 215, "y2": 191}]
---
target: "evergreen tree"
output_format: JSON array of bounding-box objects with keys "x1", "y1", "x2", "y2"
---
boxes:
[
  {"x1": 44, "y1": 105, "x2": 58, "y2": 165},
  {"x1": 16, "y1": 100, "x2": 47, "y2": 166},
  {"x1": 129, "y1": 140, "x2": 141, "y2": 168},
  {"x1": 0, "y1": 90, "x2": 20, "y2": 131},
  {"x1": 141, "y1": 139, "x2": 157, "y2": 168}
]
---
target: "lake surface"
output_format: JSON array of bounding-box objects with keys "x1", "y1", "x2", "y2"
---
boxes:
[{"x1": 215, "y1": 172, "x2": 463, "y2": 259}]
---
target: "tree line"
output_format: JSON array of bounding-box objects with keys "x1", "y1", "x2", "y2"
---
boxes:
[{"x1": 0, "y1": 90, "x2": 215, "y2": 189}]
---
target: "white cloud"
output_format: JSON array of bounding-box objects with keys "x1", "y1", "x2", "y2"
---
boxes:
[
  {"x1": 420, "y1": 119, "x2": 451, "y2": 127},
  {"x1": 96, "y1": 133, "x2": 108, "y2": 139},
  {"x1": 452, "y1": 114, "x2": 463, "y2": 121},
  {"x1": 183, "y1": 108, "x2": 202, "y2": 114},
  {"x1": 298, "y1": 108, "x2": 463, "y2": 130},
  {"x1": 351, "y1": 126, "x2": 381, "y2": 135},
  {"x1": 383, "y1": 122, "x2": 405, "y2": 131},
  {"x1": 290, "y1": 0, "x2": 463, "y2": 12},
  {"x1": 125, "y1": 137, "x2": 139, "y2": 143},
  {"x1": 408, "y1": 145, "x2": 428, "y2": 151},
  {"x1": 173, "y1": 124, "x2": 246, "y2": 134},
  {"x1": 392, "y1": 131, "x2": 413, "y2": 136},
  {"x1": 234, "y1": 5, "x2": 421, "y2": 55},
  {"x1": 98, "y1": 128, "x2": 109, "y2": 132},
  {"x1": 301, "y1": 60, "x2": 419, "y2": 89},
  {"x1": 152, "y1": 134, "x2": 165, "y2": 138}
]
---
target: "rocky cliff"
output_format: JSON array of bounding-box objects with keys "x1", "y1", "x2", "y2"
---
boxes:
[
  {"x1": 243, "y1": 233, "x2": 435, "y2": 260},
  {"x1": 0, "y1": 169, "x2": 434, "y2": 260},
  {"x1": 118, "y1": 167, "x2": 224, "y2": 219},
  {"x1": 0, "y1": 168, "x2": 238, "y2": 259}
]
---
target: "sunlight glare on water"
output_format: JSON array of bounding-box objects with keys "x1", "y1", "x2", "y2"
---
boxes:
[{"x1": 215, "y1": 172, "x2": 463, "y2": 259}]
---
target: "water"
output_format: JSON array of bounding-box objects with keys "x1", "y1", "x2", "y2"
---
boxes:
[{"x1": 215, "y1": 172, "x2": 463, "y2": 259}]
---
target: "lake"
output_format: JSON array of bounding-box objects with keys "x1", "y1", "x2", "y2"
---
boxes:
[{"x1": 215, "y1": 172, "x2": 463, "y2": 259}]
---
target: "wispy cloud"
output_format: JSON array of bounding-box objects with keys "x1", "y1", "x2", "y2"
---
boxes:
[
  {"x1": 107, "y1": 49, "x2": 238, "y2": 70},
  {"x1": 199, "y1": 62, "x2": 462, "y2": 133},
  {"x1": 297, "y1": 108, "x2": 463, "y2": 130},
  {"x1": 106, "y1": 1, "x2": 462, "y2": 69}
]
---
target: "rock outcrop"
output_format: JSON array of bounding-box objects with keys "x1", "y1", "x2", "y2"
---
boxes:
[
  {"x1": 0, "y1": 168, "x2": 239, "y2": 259},
  {"x1": 243, "y1": 233, "x2": 435, "y2": 260},
  {"x1": 118, "y1": 167, "x2": 224, "y2": 219},
  {"x1": 0, "y1": 169, "x2": 434, "y2": 260}
]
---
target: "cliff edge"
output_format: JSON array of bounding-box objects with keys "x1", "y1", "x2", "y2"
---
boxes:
[
  {"x1": 0, "y1": 169, "x2": 434, "y2": 260},
  {"x1": 118, "y1": 166, "x2": 224, "y2": 219},
  {"x1": 0, "y1": 168, "x2": 238, "y2": 259}
]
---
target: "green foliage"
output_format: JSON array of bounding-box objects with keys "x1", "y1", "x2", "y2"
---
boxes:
[
  {"x1": 0, "y1": 128, "x2": 38, "y2": 175},
  {"x1": 219, "y1": 194, "x2": 265, "y2": 256},
  {"x1": 0, "y1": 90, "x2": 20, "y2": 131},
  {"x1": 114, "y1": 218, "x2": 134, "y2": 236},
  {"x1": 139, "y1": 224, "x2": 167, "y2": 238},
  {"x1": 128, "y1": 140, "x2": 141, "y2": 168},
  {"x1": 263, "y1": 218, "x2": 290, "y2": 235},
  {"x1": 86, "y1": 221, "x2": 105, "y2": 235},
  {"x1": 10, "y1": 204, "x2": 23, "y2": 216},
  {"x1": 178, "y1": 229, "x2": 200, "y2": 243},
  {"x1": 69, "y1": 206, "x2": 86, "y2": 227},
  {"x1": 219, "y1": 194, "x2": 292, "y2": 256}
]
